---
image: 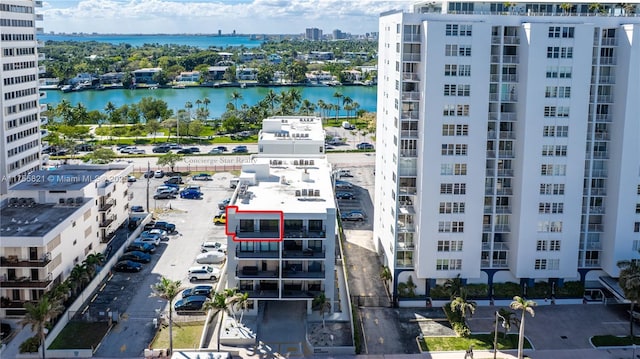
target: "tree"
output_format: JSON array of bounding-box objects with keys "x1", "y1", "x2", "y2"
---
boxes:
[
  {"x1": 189, "y1": 120, "x2": 205, "y2": 138},
  {"x1": 450, "y1": 296, "x2": 477, "y2": 322},
  {"x1": 444, "y1": 274, "x2": 464, "y2": 299},
  {"x1": 202, "y1": 97, "x2": 211, "y2": 110},
  {"x1": 150, "y1": 277, "x2": 182, "y2": 356},
  {"x1": 203, "y1": 290, "x2": 235, "y2": 352},
  {"x1": 380, "y1": 265, "x2": 392, "y2": 293},
  {"x1": 333, "y1": 91, "x2": 343, "y2": 119},
  {"x1": 560, "y1": 3, "x2": 573, "y2": 14},
  {"x1": 510, "y1": 296, "x2": 537, "y2": 359},
  {"x1": 300, "y1": 99, "x2": 316, "y2": 115},
  {"x1": 230, "y1": 91, "x2": 243, "y2": 110},
  {"x1": 313, "y1": 293, "x2": 331, "y2": 328},
  {"x1": 617, "y1": 255, "x2": 640, "y2": 337},
  {"x1": 589, "y1": 3, "x2": 602, "y2": 14},
  {"x1": 497, "y1": 308, "x2": 518, "y2": 339},
  {"x1": 235, "y1": 292, "x2": 249, "y2": 326},
  {"x1": 68, "y1": 264, "x2": 89, "y2": 294},
  {"x1": 104, "y1": 101, "x2": 117, "y2": 125},
  {"x1": 19, "y1": 296, "x2": 64, "y2": 359},
  {"x1": 146, "y1": 119, "x2": 162, "y2": 143},
  {"x1": 86, "y1": 147, "x2": 116, "y2": 164},
  {"x1": 184, "y1": 101, "x2": 193, "y2": 120},
  {"x1": 82, "y1": 252, "x2": 105, "y2": 278},
  {"x1": 157, "y1": 152, "x2": 183, "y2": 173}
]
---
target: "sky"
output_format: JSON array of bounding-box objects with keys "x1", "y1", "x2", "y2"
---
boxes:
[{"x1": 42, "y1": 0, "x2": 409, "y2": 35}]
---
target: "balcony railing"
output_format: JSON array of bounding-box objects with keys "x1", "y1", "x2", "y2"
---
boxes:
[
  {"x1": 236, "y1": 267, "x2": 279, "y2": 278},
  {"x1": 594, "y1": 114, "x2": 612, "y2": 123},
  {"x1": 235, "y1": 249, "x2": 279, "y2": 259},
  {"x1": 283, "y1": 228, "x2": 326, "y2": 239},
  {"x1": 245, "y1": 290, "x2": 279, "y2": 299},
  {"x1": 587, "y1": 224, "x2": 604, "y2": 232},
  {"x1": 99, "y1": 199, "x2": 115, "y2": 212},
  {"x1": 584, "y1": 206, "x2": 606, "y2": 214},
  {"x1": 99, "y1": 218, "x2": 115, "y2": 228},
  {"x1": 403, "y1": 73, "x2": 420, "y2": 81},
  {"x1": 401, "y1": 110, "x2": 419, "y2": 119},
  {"x1": 497, "y1": 169, "x2": 514, "y2": 177},
  {"x1": 591, "y1": 95, "x2": 614, "y2": 103},
  {"x1": 591, "y1": 151, "x2": 609, "y2": 159},
  {"x1": 402, "y1": 92, "x2": 420, "y2": 101},
  {"x1": 601, "y1": 38, "x2": 617, "y2": 46},
  {"x1": 282, "y1": 270, "x2": 325, "y2": 279},
  {"x1": 403, "y1": 53, "x2": 421, "y2": 62},
  {"x1": 500, "y1": 131, "x2": 515, "y2": 139},
  {"x1": 504, "y1": 36, "x2": 520, "y2": 44},
  {"x1": 399, "y1": 186, "x2": 417, "y2": 195},
  {"x1": 592, "y1": 75, "x2": 616, "y2": 84},
  {"x1": 400, "y1": 149, "x2": 418, "y2": 157},
  {"x1": 598, "y1": 57, "x2": 616, "y2": 65},
  {"x1": 584, "y1": 188, "x2": 606, "y2": 196},
  {"x1": 282, "y1": 249, "x2": 325, "y2": 259},
  {"x1": 0, "y1": 277, "x2": 52, "y2": 288},
  {"x1": 281, "y1": 290, "x2": 321, "y2": 299},
  {"x1": 1, "y1": 253, "x2": 51, "y2": 268},
  {"x1": 235, "y1": 230, "x2": 281, "y2": 239},
  {"x1": 403, "y1": 33, "x2": 421, "y2": 42},
  {"x1": 581, "y1": 259, "x2": 601, "y2": 268},
  {"x1": 401, "y1": 130, "x2": 419, "y2": 138}
]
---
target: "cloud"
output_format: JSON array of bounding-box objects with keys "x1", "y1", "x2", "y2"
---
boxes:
[{"x1": 41, "y1": 0, "x2": 405, "y2": 34}]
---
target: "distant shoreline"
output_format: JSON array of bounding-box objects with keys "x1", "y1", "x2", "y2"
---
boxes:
[{"x1": 43, "y1": 82, "x2": 375, "y2": 92}]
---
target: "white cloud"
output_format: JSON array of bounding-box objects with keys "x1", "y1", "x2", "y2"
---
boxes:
[{"x1": 41, "y1": 0, "x2": 406, "y2": 34}]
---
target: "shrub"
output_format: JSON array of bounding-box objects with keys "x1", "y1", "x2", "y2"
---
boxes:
[
  {"x1": 430, "y1": 285, "x2": 449, "y2": 299},
  {"x1": 556, "y1": 281, "x2": 584, "y2": 298},
  {"x1": 19, "y1": 336, "x2": 40, "y2": 353},
  {"x1": 443, "y1": 302, "x2": 471, "y2": 337},
  {"x1": 398, "y1": 275, "x2": 417, "y2": 298},
  {"x1": 493, "y1": 282, "x2": 521, "y2": 298},
  {"x1": 527, "y1": 282, "x2": 550, "y2": 299},
  {"x1": 464, "y1": 284, "x2": 489, "y2": 298}
]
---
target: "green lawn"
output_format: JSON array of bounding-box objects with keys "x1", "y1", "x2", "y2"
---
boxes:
[
  {"x1": 421, "y1": 333, "x2": 531, "y2": 352},
  {"x1": 591, "y1": 335, "x2": 640, "y2": 347},
  {"x1": 151, "y1": 321, "x2": 205, "y2": 350},
  {"x1": 48, "y1": 321, "x2": 111, "y2": 349}
]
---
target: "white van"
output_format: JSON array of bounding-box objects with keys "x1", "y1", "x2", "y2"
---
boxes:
[{"x1": 342, "y1": 121, "x2": 355, "y2": 130}]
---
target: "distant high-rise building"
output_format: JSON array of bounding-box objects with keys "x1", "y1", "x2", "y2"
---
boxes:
[
  {"x1": 332, "y1": 29, "x2": 346, "y2": 40},
  {"x1": 305, "y1": 28, "x2": 323, "y2": 41},
  {"x1": 376, "y1": 1, "x2": 640, "y2": 302},
  {"x1": 0, "y1": 0, "x2": 45, "y2": 194}
]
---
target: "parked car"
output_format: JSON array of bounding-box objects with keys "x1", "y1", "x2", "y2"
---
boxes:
[
  {"x1": 177, "y1": 148, "x2": 193, "y2": 154},
  {"x1": 156, "y1": 185, "x2": 178, "y2": 194},
  {"x1": 188, "y1": 147, "x2": 201, "y2": 153},
  {"x1": 136, "y1": 232, "x2": 161, "y2": 246},
  {"x1": 164, "y1": 176, "x2": 184, "y2": 185},
  {"x1": 120, "y1": 146, "x2": 138, "y2": 154},
  {"x1": 201, "y1": 241, "x2": 227, "y2": 253},
  {"x1": 127, "y1": 175, "x2": 137, "y2": 182},
  {"x1": 152, "y1": 145, "x2": 170, "y2": 153},
  {"x1": 131, "y1": 205, "x2": 144, "y2": 212},
  {"x1": 232, "y1": 145, "x2": 248, "y2": 153},
  {"x1": 208, "y1": 148, "x2": 223, "y2": 154},
  {"x1": 341, "y1": 212, "x2": 365, "y2": 222},
  {"x1": 195, "y1": 251, "x2": 226, "y2": 264},
  {"x1": 74, "y1": 143, "x2": 94, "y2": 152},
  {"x1": 129, "y1": 149, "x2": 146, "y2": 154},
  {"x1": 188, "y1": 265, "x2": 220, "y2": 281},
  {"x1": 168, "y1": 143, "x2": 183, "y2": 150},
  {"x1": 214, "y1": 146, "x2": 228, "y2": 152},
  {"x1": 174, "y1": 295, "x2": 208, "y2": 314},
  {"x1": 180, "y1": 189, "x2": 203, "y2": 199},
  {"x1": 218, "y1": 198, "x2": 231, "y2": 210},
  {"x1": 153, "y1": 190, "x2": 176, "y2": 200},
  {"x1": 148, "y1": 228, "x2": 169, "y2": 240},
  {"x1": 120, "y1": 251, "x2": 151, "y2": 263},
  {"x1": 154, "y1": 170, "x2": 165, "y2": 178},
  {"x1": 192, "y1": 173, "x2": 212, "y2": 181},
  {"x1": 125, "y1": 242, "x2": 156, "y2": 254},
  {"x1": 153, "y1": 221, "x2": 176, "y2": 233},
  {"x1": 336, "y1": 191, "x2": 356, "y2": 200},
  {"x1": 213, "y1": 213, "x2": 226, "y2": 225},
  {"x1": 181, "y1": 285, "x2": 213, "y2": 298},
  {"x1": 113, "y1": 260, "x2": 143, "y2": 273},
  {"x1": 357, "y1": 142, "x2": 374, "y2": 150},
  {"x1": 143, "y1": 170, "x2": 154, "y2": 178},
  {"x1": 337, "y1": 169, "x2": 353, "y2": 178},
  {"x1": 335, "y1": 180, "x2": 353, "y2": 190}
]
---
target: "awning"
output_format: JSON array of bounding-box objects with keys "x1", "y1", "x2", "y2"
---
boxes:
[{"x1": 599, "y1": 275, "x2": 628, "y2": 302}]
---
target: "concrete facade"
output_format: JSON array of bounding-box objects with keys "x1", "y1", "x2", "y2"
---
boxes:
[
  {"x1": 258, "y1": 116, "x2": 326, "y2": 155},
  {"x1": 375, "y1": 1, "x2": 640, "y2": 299}
]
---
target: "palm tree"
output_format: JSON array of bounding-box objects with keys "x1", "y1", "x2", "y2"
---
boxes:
[
  {"x1": 195, "y1": 99, "x2": 202, "y2": 109},
  {"x1": 497, "y1": 308, "x2": 518, "y2": 339},
  {"x1": 287, "y1": 88, "x2": 302, "y2": 113},
  {"x1": 317, "y1": 100, "x2": 327, "y2": 119},
  {"x1": 342, "y1": 96, "x2": 353, "y2": 118},
  {"x1": 235, "y1": 292, "x2": 249, "y2": 325},
  {"x1": 69, "y1": 264, "x2": 89, "y2": 294},
  {"x1": 450, "y1": 296, "x2": 477, "y2": 323},
  {"x1": 230, "y1": 90, "x2": 243, "y2": 110},
  {"x1": 510, "y1": 296, "x2": 537, "y2": 359},
  {"x1": 150, "y1": 277, "x2": 182, "y2": 356},
  {"x1": 333, "y1": 91, "x2": 343, "y2": 119},
  {"x1": 203, "y1": 97, "x2": 211, "y2": 110},
  {"x1": 184, "y1": 101, "x2": 193, "y2": 121},
  {"x1": 264, "y1": 89, "x2": 278, "y2": 115},
  {"x1": 380, "y1": 266, "x2": 392, "y2": 293},
  {"x1": 82, "y1": 252, "x2": 105, "y2": 278},
  {"x1": 300, "y1": 99, "x2": 316, "y2": 115},
  {"x1": 589, "y1": 3, "x2": 602, "y2": 14},
  {"x1": 19, "y1": 296, "x2": 64, "y2": 359},
  {"x1": 104, "y1": 101, "x2": 116, "y2": 124},
  {"x1": 203, "y1": 291, "x2": 230, "y2": 352},
  {"x1": 444, "y1": 274, "x2": 464, "y2": 299},
  {"x1": 560, "y1": 2, "x2": 573, "y2": 14},
  {"x1": 313, "y1": 293, "x2": 331, "y2": 328},
  {"x1": 617, "y1": 255, "x2": 640, "y2": 337}
]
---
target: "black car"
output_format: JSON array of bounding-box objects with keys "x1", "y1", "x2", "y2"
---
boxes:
[
  {"x1": 336, "y1": 191, "x2": 356, "y2": 200},
  {"x1": 215, "y1": 146, "x2": 228, "y2": 152},
  {"x1": 131, "y1": 205, "x2": 144, "y2": 212},
  {"x1": 125, "y1": 242, "x2": 156, "y2": 254},
  {"x1": 174, "y1": 295, "x2": 208, "y2": 314},
  {"x1": 113, "y1": 260, "x2": 143, "y2": 272},
  {"x1": 177, "y1": 148, "x2": 193, "y2": 154},
  {"x1": 181, "y1": 285, "x2": 213, "y2": 298},
  {"x1": 153, "y1": 221, "x2": 176, "y2": 233},
  {"x1": 164, "y1": 176, "x2": 184, "y2": 185},
  {"x1": 120, "y1": 251, "x2": 152, "y2": 263},
  {"x1": 232, "y1": 145, "x2": 248, "y2": 153},
  {"x1": 152, "y1": 145, "x2": 170, "y2": 153},
  {"x1": 143, "y1": 170, "x2": 154, "y2": 178}
]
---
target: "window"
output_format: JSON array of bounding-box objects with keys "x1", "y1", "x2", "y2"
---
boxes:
[
  {"x1": 436, "y1": 259, "x2": 462, "y2": 270},
  {"x1": 440, "y1": 183, "x2": 466, "y2": 194},
  {"x1": 445, "y1": 44, "x2": 458, "y2": 56},
  {"x1": 438, "y1": 221, "x2": 464, "y2": 233},
  {"x1": 545, "y1": 86, "x2": 571, "y2": 98},
  {"x1": 437, "y1": 240, "x2": 463, "y2": 251},
  {"x1": 557, "y1": 126, "x2": 568, "y2": 137},
  {"x1": 459, "y1": 45, "x2": 472, "y2": 56},
  {"x1": 635, "y1": 222, "x2": 640, "y2": 232},
  {"x1": 547, "y1": 46, "x2": 573, "y2": 58},
  {"x1": 548, "y1": 26, "x2": 561, "y2": 38},
  {"x1": 548, "y1": 259, "x2": 560, "y2": 270},
  {"x1": 550, "y1": 240, "x2": 561, "y2": 251},
  {"x1": 548, "y1": 26, "x2": 574, "y2": 38},
  {"x1": 539, "y1": 202, "x2": 564, "y2": 213},
  {"x1": 535, "y1": 259, "x2": 547, "y2": 270},
  {"x1": 635, "y1": 203, "x2": 640, "y2": 214},
  {"x1": 444, "y1": 84, "x2": 457, "y2": 96},
  {"x1": 442, "y1": 124, "x2": 468, "y2": 136},
  {"x1": 443, "y1": 104, "x2": 456, "y2": 116},
  {"x1": 446, "y1": 24, "x2": 459, "y2": 36},
  {"x1": 536, "y1": 240, "x2": 547, "y2": 251},
  {"x1": 445, "y1": 64, "x2": 457, "y2": 76},
  {"x1": 540, "y1": 184, "x2": 565, "y2": 195},
  {"x1": 537, "y1": 221, "x2": 563, "y2": 232},
  {"x1": 557, "y1": 106, "x2": 570, "y2": 117},
  {"x1": 543, "y1": 126, "x2": 555, "y2": 137},
  {"x1": 439, "y1": 202, "x2": 466, "y2": 213},
  {"x1": 544, "y1": 106, "x2": 556, "y2": 117},
  {"x1": 542, "y1": 145, "x2": 567, "y2": 157},
  {"x1": 454, "y1": 163, "x2": 467, "y2": 175}
]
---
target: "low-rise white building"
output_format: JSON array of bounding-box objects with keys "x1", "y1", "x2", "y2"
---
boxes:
[
  {"x1": 225, "y1": 155, "x2": 337, "y2": 315},
  {"x1": 258, "y1": 116, "x2": 325, "y2": 155},
  {"x1": 0, "y1": 163, "x2": 132, "y2": 317}
]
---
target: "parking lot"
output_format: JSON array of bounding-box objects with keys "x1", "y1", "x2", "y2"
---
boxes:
[{"x1": 91, "y1": 171, "x2": 235, "y2": 357}]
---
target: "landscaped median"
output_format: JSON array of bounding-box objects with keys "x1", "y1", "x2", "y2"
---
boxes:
[
  {"x1": 417, "y1": 333, "x2": 531, "y2": 352},
  {"x1": 591, "y1": 335, "x2": 640, "y2": 347},
  {"x1": 151, "y1": 321, "x2": 205, "y2": 349}
]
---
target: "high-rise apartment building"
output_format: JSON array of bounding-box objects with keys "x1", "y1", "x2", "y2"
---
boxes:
[
  {"x1": 305, "y1": 28, "x2": 323, "y2": 41},
  {"x1": 375, "y1": 1, "x2": 640, "y2": 301},
  {"x1": 0, "y1": 0, "x2": 44, "y2": 195}
]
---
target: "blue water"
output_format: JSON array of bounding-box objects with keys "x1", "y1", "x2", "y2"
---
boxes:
[
  {"x1": 39, "y1": 34, "x2": 263, "y2": 49},
  {"x1": 42, "y1": 86, "x2": 378, "y2": 119}
]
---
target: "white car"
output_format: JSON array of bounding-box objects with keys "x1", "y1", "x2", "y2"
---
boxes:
[
  {"x1": 196, "y1": 251, "x2": 226, "y2": 264},
  {"x1": 200, "y1": 241, "x2": 227, "y2": 253},
  {"x1": 148, "y1": 228, "x2": 168, "y2": 240},
  {"x1": 156, "y1": 185, "x2": 178, "y2": 194},
  {"x1": 188, "y1": 265, "x2": 221, "y2": 281}
]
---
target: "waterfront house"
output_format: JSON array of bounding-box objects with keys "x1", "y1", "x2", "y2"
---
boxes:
[
  {"x1": 176, "y1": 71, "x2": 201, "y2": 83},
  {"x1": 132, "y1": 67, "x2": 162, "y2": 84},
  {"x1": 236, "y1": 67, "x2": 258, "y2": 81}
]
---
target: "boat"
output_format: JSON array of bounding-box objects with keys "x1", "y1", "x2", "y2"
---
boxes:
[
  {"x1": 240, "y1": 83, "x2": 246, "y2": 89},
  {"x1": 149, "y1": 85, "x2": 158, "y2": 90},
  {"x1": 60, "y1": 85, "x2": 73, "y2": 92},
  {"x1": 171, "y1": 84, "x2": 186, "y2": 89}
]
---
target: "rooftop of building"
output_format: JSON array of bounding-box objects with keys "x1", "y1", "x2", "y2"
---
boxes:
[
  {"x1": 11, "y1": 168, "x2": 109, "y2": 191},
  {"x1": 258, "y1": 116, "x2": 325, "y2": 143},
  {"x1": 0, "y1": 198, "x2": 90, "y2": 238},
  {"x1": 232, "y1": 155, "x2": 336, "y2": 214}
]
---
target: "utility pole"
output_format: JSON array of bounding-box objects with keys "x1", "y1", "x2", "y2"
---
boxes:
[{"x1": 146, "y1": 161, "x2": 150, "y2": 212}]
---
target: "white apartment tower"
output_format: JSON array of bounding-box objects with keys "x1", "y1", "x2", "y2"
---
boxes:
[
  {"x1": 375, "y1": 1, "x2": 640, "y2": 301},
  {"x1": 0, "y1": 0, "x2": 44, "y2": 194}
]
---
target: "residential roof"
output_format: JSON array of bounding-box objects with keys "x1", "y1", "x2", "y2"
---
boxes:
[
  {"x1": 0, "y1": 199, "x2": 89, "y2": 237},
  {"x1": 11, "y1": 168, "x2": 109, "y2": 191},
  {"x1": 259, "y1": 116, "x2": 325, "y2": 143}
]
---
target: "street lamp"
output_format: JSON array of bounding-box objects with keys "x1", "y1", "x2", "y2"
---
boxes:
[{"x1": 493, "y1": 311, "x2": 508, "y2": 359}]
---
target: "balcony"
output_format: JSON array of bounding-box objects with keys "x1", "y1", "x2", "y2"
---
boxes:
[
  {"x1": 37, "y1": 53, "x2": 45, "y2": 61},
  {"x1": 399, "y1": 187, "x2": 417, "y2": 195},
  {"x1": 403, "y1": 73, "x2": 420, "y2": 81},
  {"x1": 35, "y1": 14, "x2": 44, "y2": 21},
  {"x1": 581, "y1": 259, "x2": 601, "y2": 268},
  {"x1": 496, "y1": 188, "x2": 513, "y2": 195},
  {"x1": 591, "y1": 151, "x2": 609, "y2": 159},
  {"x1": 598, "y1": 57, "x2": 616, "y2": 65},
  {"x1": 37, "y1": 40, "x2": 44, "y2": 48},
  {"x1": 245, "y1": 290, "x2": 279, "y2": 299},
  {"x1": 99, "y1": 199, "x2": 115, "y2": 212},
  {"x1": 591, "y1": 95, "x2": 614, "y2": 103},
  {"x1": 403, "y1": 33, "x2": 421, "y2": 42},
  {"x1": 400, "y1": 149, "x2": 418, "y2": 158},
  {"x1": 36, "y1": 27, "x2": 44, "y2": 35},
  {"x1": 282, "y1": 249, "x2": 325, "y2": 259},
  {"x1": 283, "y1": 228, "x2": 326, "y2": 239},
  {"x1": 0, "y1": 299, "x2": 37, "y2": 309},
  {"x1": 0, "y1": 277, "x2": 52, "y2": 288},
  {"x1": 235, "y1": 230, "x2": 281, "y2": 239},
  {"x1": 497, "y1": 169, "x2": 514, "y2": 177},
  {"x1": 498, "y1": 150, "x2": 515, "y2": 158},
  {"x1": 593, "y1": 132, "x2": 610, "y2": 140},
  {"x1": 588, "y1": 169, "x2": 608, "y2": 177},
  {"x1": 236, "y1": 266, "x2": 279, "y2": 279},
  {"x1": 585, "y1": 188, "x2": 606, "y2": 196},
  {"x1": 99, "y1": 217, "x2": 115, "y2": 228},
  {"x1": 587, "y1": 224, "x2": 604, "y2": 232},
  {"x1": 601, "y1": 38, "x2": 617, "y2": 46},
  {"x1": 402, "y1": 92, "x2": 420, "y2": 101},
  {"x1": 400, "y1": 130, "x2": 419, "y2": 138},
  {"x1": 39, "y1": 91, "x2": 46, "y2": 100},
  {"x1": 397, "y1": 222, "x2": 415, "y2": 232},
  {"x1": 592, "y1": 75, "x2": 616, "y2": 84},
  {"x1": 594, "y1": 114, "x2": 612, "y2": 123},
  {"x1": 97, "y1": 180, "x2": 115, "y2": 196},
  {"x1": 282, "y1": 270, "x2": 325, "y2": 279},
  {"x1": 403, "y1": 53, "x2": 421, "y2": 62},
  {"x1": 504, "y1": 36, "x2": 520, "y2": 44},
  {"x1": 1, "y1": 253, "x2": 51, "y2": 268},
  {"x1": 489, "y1": 113, "x2": 517, "y2": 122},
  {"x1": 281, "y1": 290, "x2": 320, "y2": 299},
  {"x1": 398, "y1": 202, "x2": 415, "y2": 214},
  {"x1": 235, "y1": 249, "x2": 279, "y2": 259},
  {"x1": 401, "y1": 110, "x2": 419, "y2": 120},
  {"x1": 491, "y1": 36, "x2": 501, "y2": 44},
  {"x1": 494, "y1": 224, "x2": 511, "y2": 232},
  {"x1": 499, "y1": 131, "x2": 515, "y2": 139},
  {"x1": 584, "y1": 206, "x2": 606, "y2": 214},
  {"x1": 482, "y1": 242, "x2": 510, "y2": 251}
]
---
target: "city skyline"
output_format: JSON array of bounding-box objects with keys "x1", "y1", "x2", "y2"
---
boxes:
[{"x1": 42, "y1": 0, "x2": 405, "y2": 35}]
